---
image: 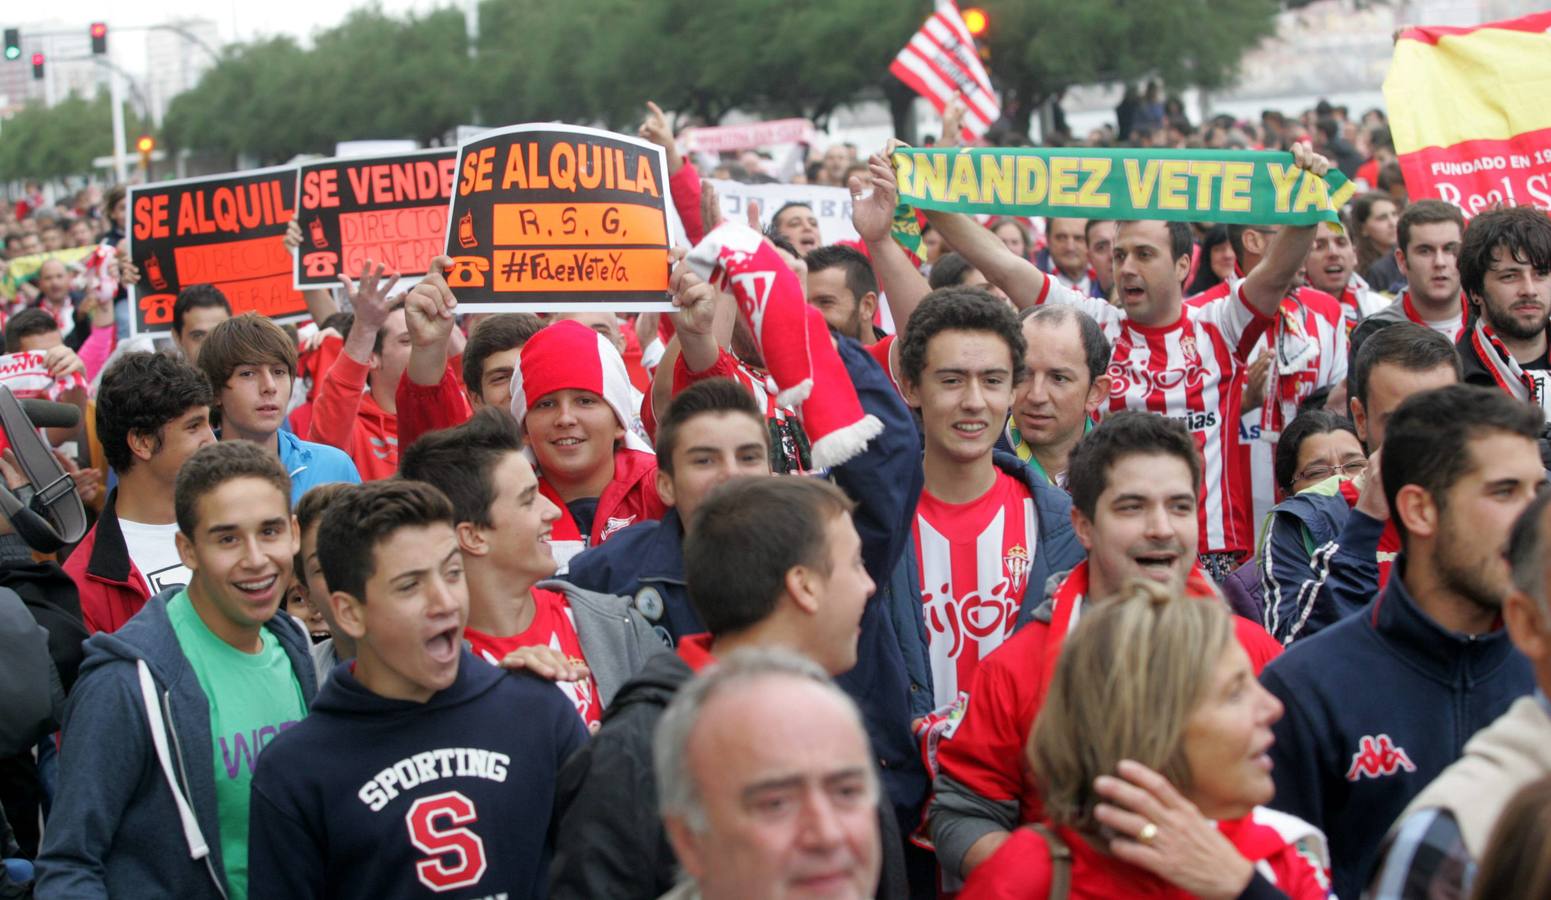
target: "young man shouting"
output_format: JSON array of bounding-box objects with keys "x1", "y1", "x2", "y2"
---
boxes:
[
  {"x1": 247, "y1": 479, "x2": 587, "y2": 900},
  {"x1": 399, "y1": 408, "x2": 665, "y2": 727},
  {"x1": 928, "y1": 411, "x2": 1282, "y2": 880}
]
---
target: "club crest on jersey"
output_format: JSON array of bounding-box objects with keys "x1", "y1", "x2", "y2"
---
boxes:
[
  {"x1": 1003, "y1": 545, "x2": 1031, "y2": 598},
  {"x1": 1179, "y1": 335, "x2": 1202, "y2": 367},
  {"x1": 1345, "y1": 734, "x2": 1416, "y2": 781}
]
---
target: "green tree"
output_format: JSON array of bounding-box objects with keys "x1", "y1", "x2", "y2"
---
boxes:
[
  {"x1": 967, "y1": 0, "x2": 1280, "y2": 134},
  {"x1": 163, "y1": 36, "x2": 324, "y2": 164},
  {"x1": 0, "y1": 91, "x2": 144, "y2": 182}
]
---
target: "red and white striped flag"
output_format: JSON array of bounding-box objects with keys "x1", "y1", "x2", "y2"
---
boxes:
[{"x1": 889, "y1": 0, "x2": 1000, "y2": 141}]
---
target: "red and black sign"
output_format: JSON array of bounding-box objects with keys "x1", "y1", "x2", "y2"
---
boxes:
[
  {"x1": 128, "y1": 165, "x2": 301, "y2": 335},
  {"x1": 444, "y1": 124, "x2": 674, "y2": 312},
  {"x1": 293, "y1": 148, "x2": 457, "y2": 288}
]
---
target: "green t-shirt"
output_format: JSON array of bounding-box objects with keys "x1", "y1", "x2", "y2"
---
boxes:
[{"x1": 168, "y1": 590, "x2": 307, "y2": 900}]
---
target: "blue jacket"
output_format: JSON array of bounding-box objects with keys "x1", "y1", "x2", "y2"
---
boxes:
[
  {"x1": 1261, "y1": 561, "x2": 1533, "y2": 900},
  {"x1": 35, "y1": 588, "x2": 317, "y2": 900},
  {"x1": 566, "y1": 508, "x2": 696, "y2": 647},
  {"x1": 570, "y1": 336, "x2": 929, "y2": 821},
  {"x1": 1257, "y1": 483, "x2": 1363, "y2": 644},
  {"x1": 276, "y1": 429, "x2": 360, "y2": 504},
  {"x1": 889, "y1": 450, "x2": 1086, "y2": 725}
]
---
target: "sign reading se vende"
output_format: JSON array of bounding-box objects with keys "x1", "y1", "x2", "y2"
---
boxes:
[
  {"x1": 128, "y1": 165, "x2": 301, "y2": 335},
  {"x1": 294, "y1": 148, "x2": 457, "y2": 288},
  {"x1": 443, "y1": 124, "x2": 673, "y2": 312}
]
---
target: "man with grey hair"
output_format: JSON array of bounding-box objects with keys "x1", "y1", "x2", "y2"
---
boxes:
[
  {"x1": 655, "y1": 647, "x2": 882, "y2": 900},
  {"x1": 1007, "y1": 305, "x2": 1111, "y2": 488},
  {"x1": 1369, "y1": 488, "x2": 1551, "y2": 898}
]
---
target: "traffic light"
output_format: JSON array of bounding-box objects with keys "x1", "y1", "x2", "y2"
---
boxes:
[
  {"x1": 963, "y1": 7, "x2": 989, "y2": 37},
  {"x1": 90, "y1": 22, "x2": 107, "y2": 55},
  {"x1": 31, "y1": 52, "x2": 43, "y2": 80},
  {"x1": 3, "y1": 28, "x2": 19, "y2": 61},
  {"x1": 962, "y1": 7, "x2": 988, "y2": 36},
  {"x1": 137, "y1": 135, "x2": 156, "y2": 178}
]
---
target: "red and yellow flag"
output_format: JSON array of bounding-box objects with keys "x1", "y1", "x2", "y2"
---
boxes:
[{"x1": 1384, "y1": 11, "x2": 1551, "y2": 217}]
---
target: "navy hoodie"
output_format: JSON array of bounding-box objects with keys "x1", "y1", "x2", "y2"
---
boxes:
[
  {"x1": 247, "y1": 649, "x2": 587, "y2": 900},
  {"x1": 1261, "y1": 559, "x2": 1533, "y2": 900}
]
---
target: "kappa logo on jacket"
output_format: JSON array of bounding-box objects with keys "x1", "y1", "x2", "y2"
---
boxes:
[{"x1": 1344, "y1": 733, "x2": 1416, "y2": 781}]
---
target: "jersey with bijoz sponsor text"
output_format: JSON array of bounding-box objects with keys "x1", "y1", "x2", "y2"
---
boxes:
[
  {"x1": 1036, "y1": 277, "x2": 1272, "y2": 558},
  {"x1": 913, "y1": 471, "x2": 1037, "y2": 714}
]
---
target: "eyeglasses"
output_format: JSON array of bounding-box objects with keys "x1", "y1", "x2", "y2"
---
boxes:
[{"x1": 1297, "y1": 460, "x2": 1369, "y2": 483}]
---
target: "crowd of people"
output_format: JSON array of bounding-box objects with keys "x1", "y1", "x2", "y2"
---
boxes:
[{"x1": 0, "y1": 87, "x2": 1549, "y2": 900}]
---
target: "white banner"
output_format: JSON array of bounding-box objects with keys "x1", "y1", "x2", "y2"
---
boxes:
[{"x1": 706, "y1": 180, "x2": 858, "y2": 245}]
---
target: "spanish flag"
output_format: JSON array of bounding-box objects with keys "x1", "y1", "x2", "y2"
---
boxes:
[{"x1": 1383, "y1": 10, "x2": 1551, "y2": 217}]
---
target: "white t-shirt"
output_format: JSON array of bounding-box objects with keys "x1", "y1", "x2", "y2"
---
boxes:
[{"x1": 119, "y1": 518, "x2": 190, "y2": 595}]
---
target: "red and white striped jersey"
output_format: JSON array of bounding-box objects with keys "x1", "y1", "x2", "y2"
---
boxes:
[
  {"x1": 1204, "y1": 286, "x2": 1348, "y2": 528},
  {"x1": 1335, "y1": 273, "x2": 1386, "y2": 335},
  {"x1": 1037, "y1": 277, "x2": 1272, "y2": 557},
  {"x1": 914, "y1": 471, "x2": 1038, "y2": 713}
]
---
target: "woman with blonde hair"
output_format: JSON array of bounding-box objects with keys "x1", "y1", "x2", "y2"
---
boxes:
[{"x1": 962, "y1": 581, "x2": 1332, "y2": 899}]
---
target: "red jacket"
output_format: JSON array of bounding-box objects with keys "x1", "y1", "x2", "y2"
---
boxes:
[
  {"x1": 62, "y1": 489, "x2": 150, "y2": 634},
  {"x1": 395, "y1": 362, "x2": 473, "y2": 454},
  {"x1": 308, "y1": 349, "x2": 399, "y2": 481},
  {"x1": 961, "y1": 809, "x2": 1331, "y2": 899},
  {"x1": 934, "y1": 563, "x2": 1282, "y2": 828},
  {"x1": 542, "y1": 447, "x2": 667, "y2": 567}
]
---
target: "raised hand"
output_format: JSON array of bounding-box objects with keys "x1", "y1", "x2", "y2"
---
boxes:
[
  {"x1": 339, "y1": 259, "x2": 400, "y2": 330},
  {"x1": 938, "y1": 94, "x2": 968, "y2": 147},
  {"x1": 638, "y1": 100, "x2": 684, "y2": 174},
  {"x1": 701, "y1": 179, "x2": 725, "y2": 232},
  {"x1": 404, "y1": 256, "x2": 458, "y2": 350},
  {"x1": 1289, "y1": 139, "x2": 1332, "y2": 177},
  {"x1": 283, "y1": 217, "x2": 304, "y2": 252},
  {"x1": 668, "y1": 247, "x2": 718, "y2": 338},
  {"x1": 850, "y1": 152, "x2": 900, "y2": 243}
]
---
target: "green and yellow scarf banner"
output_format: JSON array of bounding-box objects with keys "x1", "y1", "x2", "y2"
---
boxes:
[{"x1": 889, "y1": 147, "x2": 1356, "y2": 254}]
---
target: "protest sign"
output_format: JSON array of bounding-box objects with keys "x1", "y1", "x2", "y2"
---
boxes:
[
  {"x1": 294, "y1": 148, "x2": 457, "y2": 287},
  {"x1": 444, "y1": 124, "x2": 673, "y2": 312},
  {"x1": 128, "y1": 165, "x2": 301, "y2": 335},
  {"x1": 682, "y1": 118, "x2": 817, "y2": 154},
  {"x1": 706, "y1": 179, "x2": 859, "y2": 245},
  {"x1": 890, "y1": 147, "x2": 1354, "y2": 228},
  {"x1": 1384, "y1": 10, "x2": 1551, "y2": 217}
]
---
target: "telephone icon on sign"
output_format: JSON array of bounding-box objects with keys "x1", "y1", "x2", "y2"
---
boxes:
[
  {"x1": 144, "y1": 256, "x2": 169, "y2": 291},
  {"x1": 446, "y1": 257, "x2": 490, "y2": 288},
  {"x1": 303, "y1": 252, "x2": 339, "y2": 278},
  {"x1": 458, "y1": 211, "x2": 477, "y2": 249}
]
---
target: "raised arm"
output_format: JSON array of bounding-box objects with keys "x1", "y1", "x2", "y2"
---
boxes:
[
  {"x1": 1240, "y1": 141, "x2": 1331, "y2": 316},
  {"x1": 920, "y1": 206, "x2": 1050, "y2": 309},
  {"x1": 851, "y1": 152, "x2": 930, "y2": 333}
]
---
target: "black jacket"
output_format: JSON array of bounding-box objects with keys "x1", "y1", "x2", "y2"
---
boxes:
[{"x1": 549, "y1": 652, "x2": 909, "y2": 900}]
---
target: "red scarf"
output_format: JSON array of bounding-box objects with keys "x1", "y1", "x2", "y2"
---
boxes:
[{"x1": 687, "y1": 222, "x2": 882, "y2": 469}]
